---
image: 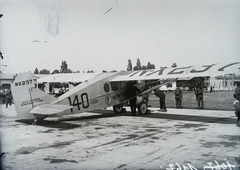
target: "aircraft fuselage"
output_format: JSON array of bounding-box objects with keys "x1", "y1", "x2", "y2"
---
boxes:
[{"x1": 53, "y1": 72, "x2": 135, "y2": 116}]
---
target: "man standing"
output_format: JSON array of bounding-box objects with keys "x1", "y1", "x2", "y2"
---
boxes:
[
  {"x1": 174, "y1": 85, "x2": 182, "y2": 108},
  {"x1": 234, "y1": 82, "x2": 240, "y2": 100},
  {"x1": 5, "y1": 89, "x2": 12, "y2": 108},
  {"x1": 233, "y1": 82, "x2": 240, "y2": 126},
  {"x1": 154, "y1": 87, "x2": 167, "y2": 112},
  {"x1": 233, "y1": 100, "x2": 240, "y2": 126},
  {"x1": 127, "y1": 82, "x2": 141, "y2": 116},
  {"x1": 195, "y1": 84, "x2": 204, "y2": 109}
]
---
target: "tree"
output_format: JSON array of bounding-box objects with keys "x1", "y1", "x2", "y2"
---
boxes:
[
  {"x1": 136, "y1": 58, "x2": 141, "y2": 68},
  {"x1": 60, "y1": 61, "x2": 73, "y2": 73},
  {"x1": 127, "y1": 59, "x2": 132, "y2": 71},
  {"x1": 52, "y1": 69, "x2": 60, "y2": 74},
  {"x1": 61, "y1": 61, "x2": 68, "y2": 72},
  {"x1": 171, "y1": 62, "x2": 177, "y2": 67},
  {"x1": 34, "y1": 67, "x2": 39, "y2": 74},
  {"x1": 133, "y1": 58, "x2": 142, "y2": 70},
  {"x1": 39, "y1": 69, "x2": 50, "y2": 74},
  {"x1": 147, "y1": 62, "x2": 155, "y2": 69}
]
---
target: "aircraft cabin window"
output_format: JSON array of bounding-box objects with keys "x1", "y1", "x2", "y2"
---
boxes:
[
  {"x1": 110, "y1": 82, "x2": 119, "y2": 91},
  {"x1": 120, "y1": 82, "x2": 127, "y2": 88}
]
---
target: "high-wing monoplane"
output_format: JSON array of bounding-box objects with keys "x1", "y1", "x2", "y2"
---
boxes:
[{"x1": 11, "y1": 62, "x2": 240, "y2": 124}]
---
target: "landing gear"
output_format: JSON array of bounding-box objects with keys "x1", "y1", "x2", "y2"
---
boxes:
[
  {"x1": 138, "y1": 102, "x2": 149, "y2": 115},
  {"x1": 113, "y1": 101, "x2": 150, "y2": 115},
  {"x1": 113, "y1": 104, "x2": 126, "y2": 113}
]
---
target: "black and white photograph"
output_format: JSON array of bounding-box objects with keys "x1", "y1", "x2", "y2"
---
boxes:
[{"x1": 0, "y1": 0, "x2": 240, "y2": 169}]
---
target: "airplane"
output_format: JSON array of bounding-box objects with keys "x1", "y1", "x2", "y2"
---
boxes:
[{"x1": 11, "y1": 62, "x2": 240, "y2": 124}]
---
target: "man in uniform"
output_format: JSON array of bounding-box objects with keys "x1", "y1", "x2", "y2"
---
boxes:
[
  {"x1": 174, "y1": 85, "x2": 182, "y2": 108},
  {"x1": 195, "y1": 84, "x2": 204, "y2": 109}
]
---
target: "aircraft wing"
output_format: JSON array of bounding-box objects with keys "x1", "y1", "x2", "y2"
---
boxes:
[
  {"x1": 29, "y1": 104, "x2": 73, "y2": 115},
  {"x1": 110, "y1": 62, "x2": 240, "y2": 82},
  {"x1": 37, "y1": 73, "x2": 98, "y2": 83}
]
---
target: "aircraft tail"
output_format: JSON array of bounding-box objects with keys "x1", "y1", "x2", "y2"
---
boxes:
[{"x1": 11, "y1": 72, "x2": 57, "y2": 119}]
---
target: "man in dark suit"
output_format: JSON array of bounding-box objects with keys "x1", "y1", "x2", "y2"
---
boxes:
[{"x1": 127, "y1": 82, "x2": 141, "y2": 115}]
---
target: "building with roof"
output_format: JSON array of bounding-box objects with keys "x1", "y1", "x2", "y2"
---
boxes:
[{"x1": 0, "y1": 73, "x2": 16, "y2": 90}]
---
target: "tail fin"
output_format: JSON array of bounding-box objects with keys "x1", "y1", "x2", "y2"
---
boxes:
[{"x1": 11, "y1": 72, "x2": 57, "y2": 119}]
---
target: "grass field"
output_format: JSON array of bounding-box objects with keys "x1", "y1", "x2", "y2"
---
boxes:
[{"x1": 149, "y1": 90, "x2": 236, "y2": 111}]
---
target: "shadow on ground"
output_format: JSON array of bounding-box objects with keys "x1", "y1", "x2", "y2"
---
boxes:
[{"x1": 15, "y1": 109, "x2": 237, "y2": 129}]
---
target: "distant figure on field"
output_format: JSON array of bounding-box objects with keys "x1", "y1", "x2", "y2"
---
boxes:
[
  {"x1": 233, "y1": 82, "x2": 240, "y2": 100},
  {"x1": 126, "y1": 82, "x2": 141, "y2": 116},
  {"x1": 154, "y1": 87, "x2": 167, "y2": 112},
  {"x1": 233, "y1": 100, "x2": 240, "y2": 126},
  {"x1": 5, "y1": 89, "x2": 12, "y2": 108},
  {"x1": 174, "y1": 85, "x2": 182, "y2": 108},
  {"x1": 195, "y1": 84, "x2": 204, "y2": 109},
  {"x1": 233, "y1": 82, "x2": 240, "y2": 126},
  {"x1": 210, "y1": 86, "x2": 213, "y2": 93}
]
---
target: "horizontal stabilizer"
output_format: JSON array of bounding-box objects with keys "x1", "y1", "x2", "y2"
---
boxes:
[{"x1": 29, "y1": 104, "x2": 73, "y2": 115}]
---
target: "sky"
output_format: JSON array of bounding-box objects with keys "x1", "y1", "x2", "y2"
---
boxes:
[{"x1": 0, "y1": 0, "x2": 240, "y2": 73}]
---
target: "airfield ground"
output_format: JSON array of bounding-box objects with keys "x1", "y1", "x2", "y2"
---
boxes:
[{"x1": 0, "y1": 104, "x2": 240, "y2": 170}]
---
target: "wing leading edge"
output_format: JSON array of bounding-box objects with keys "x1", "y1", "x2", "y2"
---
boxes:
[{"x1": 110, "y1": 62, "x2": 240, "y2": 82}]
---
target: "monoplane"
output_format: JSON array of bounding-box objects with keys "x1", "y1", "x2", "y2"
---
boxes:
[{"x1": 11, "y1": 62, "x2": 240, "y2": 124}]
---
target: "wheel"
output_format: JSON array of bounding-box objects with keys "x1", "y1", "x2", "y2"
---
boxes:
[
  {"x1": 113, "y1": 104, "x2": 124, "y2": 113},
  {"x1": 138, "y1": 102, "x2": 148, "y2": 115}
]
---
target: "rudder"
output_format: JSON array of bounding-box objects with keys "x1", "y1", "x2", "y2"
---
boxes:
[{"x1": 11, "y1": 72, "x2": 57, "y2": 119}]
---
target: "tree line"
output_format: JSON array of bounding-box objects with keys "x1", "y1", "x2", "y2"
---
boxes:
[
  {"x1": 127, "y1": 58, "x2": 156, "y2": 71},
  {"x1": 34, "y1": 59, "x2": 177, "y2": 74},
  {"x1": 34, "y1": 61, "x2": 85, "y2": 74}
]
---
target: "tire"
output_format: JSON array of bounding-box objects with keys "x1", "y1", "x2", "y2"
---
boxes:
[
  {"x1": 138, "y1": 102, "x2": 148, "y2": 115},
  {"x1": 113, "y1": 104, "x2": 124, "y2": 113}
]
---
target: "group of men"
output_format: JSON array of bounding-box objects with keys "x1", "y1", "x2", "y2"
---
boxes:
[
  {"x1": 127, "y1": 80, "x2": 240, "y2": 126},
  {"x1": 154, "y1": 83, "x2": 205, "y2": 112},
  {"x1": 127, "y1": 81, "x2": 205, "y2": 116}
]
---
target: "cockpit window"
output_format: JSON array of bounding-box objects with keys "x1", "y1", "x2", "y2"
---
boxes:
[
  {"x1": 110, "y1": 82, "x2": 127, "y2": 91},
  {"x1": 110, "y1": 82, "x2": 119, "y2": 91}
]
